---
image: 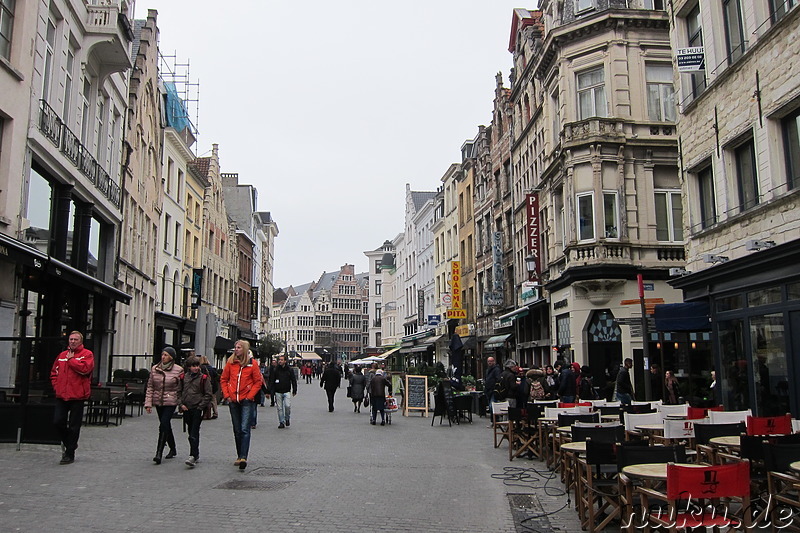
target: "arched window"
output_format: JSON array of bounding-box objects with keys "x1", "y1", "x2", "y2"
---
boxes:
[{"x1": 161, "y1": 265, "x2": 169, "y2": 311}]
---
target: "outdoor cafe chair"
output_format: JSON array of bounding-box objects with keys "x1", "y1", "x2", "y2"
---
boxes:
[
  {"x1": 693, "y1": 421, "x2": 745, "y2": 464},
  {"x1": 622, "y1": 411, "x2": 662, "y2": 441},
  {"x1": 657, "y1": 403, "x2": 688, "y2": 418},
  {"x1": 617, "y1": 443, "x2": 687, "y2": 532},
  {"x1": 577, "y1": 439, "x2": 622, "y2": 533},
  {"x1": 571, "y1": 423, "x2": 624, "y2": 444},
  {"x1": 638, "y1": 461, "x2": 752, "y2": 531},
  {"x1": 621, "y1": 403, "x2": 655, "y2": 416},
  {"x1": 708, "y1": 409, "x2": 751, "y2": 425},
  {"x1": 746, "y1": 413, "x2": 792, "y2": 436},
  {"x1": 765, "y1": 442, "x2": 800, "y2": 528},
  {"x1": 508, "y1": 407, "x2": 538, "y2": 461},
  {"x1": 86, "y1": 387, "x2": 124, "y2": 426},
  {"x1": 492, "y1": 401, "x2": 510, "y2": 448},
  {"x1": 686, "y1": 405, "x2": 723, "y2": 420},
  {"x1": 651, "y1": 418, "x2": 696, "y2": 448}
]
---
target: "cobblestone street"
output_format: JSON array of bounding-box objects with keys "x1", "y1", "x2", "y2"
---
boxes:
[{"x1": 0, "y1": 382, "x2": 585, "y2": 532}]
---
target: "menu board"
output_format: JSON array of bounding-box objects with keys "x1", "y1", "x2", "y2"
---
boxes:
[{"x1": 403, "y1": 375, "x2": 428, "y2": 417}]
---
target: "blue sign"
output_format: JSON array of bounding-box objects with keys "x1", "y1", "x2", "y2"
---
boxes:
[{"x1": 428, "y1": 315, "x2": 441, "y2": 326}]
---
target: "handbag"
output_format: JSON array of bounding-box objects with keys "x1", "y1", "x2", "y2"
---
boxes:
[
  {"x1": 364, "y1": 395, "x2": 370, "y2": 407},
  {"x1": 346, "y1": 385, "x2": 352, "y2": 398}
]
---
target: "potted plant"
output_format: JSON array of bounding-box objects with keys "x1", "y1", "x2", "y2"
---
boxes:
[{"x1": 462, "y1": 375, "x2": 476, "y2": 391}]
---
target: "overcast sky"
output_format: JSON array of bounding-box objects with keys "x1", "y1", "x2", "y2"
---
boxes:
[{"x1": 138, "y1": 1, "x2": 533, "y2": 289}]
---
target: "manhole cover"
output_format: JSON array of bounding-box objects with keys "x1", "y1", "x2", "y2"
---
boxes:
[
  {"x1": 249, "y1": 467, "x2": 309, "y2": 477},
  {"x1": 214, "y1": 479, "x2": 295, "y2": 491},
  {"x1": 508, "y1": 494, "x2": 552, "y2": 533}
]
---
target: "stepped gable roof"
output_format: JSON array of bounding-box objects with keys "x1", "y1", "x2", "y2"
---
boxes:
[
  {"x1": 313, "y1": 271, "x2": 339, "y2": 294},
  {"x1": 411, "y1": 191, "x2": 437, "y2": 211},
  {"x1": 131, "y1": 19, "x2": 145, "y2": 62},
  {"x1": 283, "y1": 295, "x2": 301, "y2": 312}
]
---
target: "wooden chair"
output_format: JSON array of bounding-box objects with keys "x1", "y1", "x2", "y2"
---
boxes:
[
  {"x1": 491, "y1": 401, "x2": 510, "y2": 448},
  {"x1": 571, "y1": 423, "x2": 624, "y2": 444},
  {"x1": 622, "y1": 411, "x2": 662, "y2": 441},
  {"x1": 693, "y1": 421, "x2": 745, "y2": 464},
  {"x1": 766, "y1": 443, "x2": 800, "y2": 529},
  {"x1": 657, "y1": 403, "x2": 689, "y2": 418},
  {"x1": 651, "y1": 418, "x2": 696, "y2": 448},
  {"x1": 576, "y1": 439, "x2": 621, "y2": 532},
  {"x1": 746, "y1": 413, "x2": 792, "y2": 436},
  {"x1": 508, "y1": 407, "x2": 537, "y2": 461},
  {"x1": 638, "y1": 461, "x2": 751, "y2": 531},
  {"x1": 708, "y1": 409, "x2": 751, "y2": 425}
]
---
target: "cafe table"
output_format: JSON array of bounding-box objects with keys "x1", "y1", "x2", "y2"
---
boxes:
[
  {"x1": 790, "y1": 461, "x2": 800, "y2": 474},
  {"x1": 560, "y1": 441, "x2": 587, "y2": 497},
  {"x1": 635, "y1": 423, "x2": 665, "y2": 442},
  {"x1": 554, "y1": 426, "x2": 574, "y2": 477},
  {"x1": 708, "y1": 435, "x2": 741, "y2": 451},
  {"x1": 601, "y1": 414, "x2": 620, "y2": 422}
]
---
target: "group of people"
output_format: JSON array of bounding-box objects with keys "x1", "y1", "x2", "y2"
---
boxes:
[{"x1": 49, "y1": 332, "x2": 392, "y2": 468}]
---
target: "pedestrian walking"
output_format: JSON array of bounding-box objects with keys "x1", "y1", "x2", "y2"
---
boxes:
[
  {"x1": 179, "y1": 356, "x2": 212, "y2": 467},
  {"x1": 144, "y1": 346, "x2": 184, "y2": 464},
  {"x1": 369, "y1": 369, "x2": 392, "y2": 425},
  {"x1": 320, "y1": 362, "x2": 341, "y2": 412},
  {"x1": 50, "y1": 331, "x2": 94, "y2": 465},
  {"x1": 664, "y1": 370, "x2": 681, "y2": 405},
  {"x1": 220, "y1": 340, "x2": 262, "y2": 470},
  {"x1": 199, "y1": 355, "x2": 219, "y2": 419},
  {"x1": 615, "y1": 357, "x2": 634, "y2": 405},
  {"x1": 483, "y1": 356, "x2": 502, "y2": 422},
  {"x1": 348, "y1": 365, "x2": 366, "y2": 413},
  {"x1": 302, "y1": 362, "x2": 313, "y2": 384},
  {"x1": 269, "y1": 354, "x2": 297, "y2": 428},
  {"x1": 268, "y1": 358, "x2": 278, "y2": 406}
]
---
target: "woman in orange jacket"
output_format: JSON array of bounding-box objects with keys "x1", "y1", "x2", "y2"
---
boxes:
[{"x1": 220, "y1": 339, "x2": 262, "y2": 470}]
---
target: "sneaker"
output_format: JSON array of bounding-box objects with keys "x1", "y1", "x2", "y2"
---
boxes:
[
  {"x1": 238, "y1": 459, "x2": 247, "y2": 470},
  {"x1": 285, "y1": 419, "x2": 290, "y2": 427},
  {"x1": 185, "y1": 456, "x2": 197, "y2": 468},
  {"x1": 59, "y1": 453, "x2": 74, "y2": 465},
  {"x1": 278, "y1": 422, "x2": 285, "y2": 429}
]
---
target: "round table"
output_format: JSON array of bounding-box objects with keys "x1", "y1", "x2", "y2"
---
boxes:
[
  {"x1": 789, "y1": 461, "x2": 800, "y2": 474},
  {"x1": 557, "y1": 425, "x2": 572, "y2": 434},
  {"x1": 561, "y1": 441, "x2": 587, "y2": 453},
  {"x1": 601, "y1": 414, "x2": 620, "y2": 422},
  {"x1": 708, "y1": 435, "x2": 740, "y2": 449},
  {"x1": 622, "y1": 462, "x2": 703, "y2": 480}
]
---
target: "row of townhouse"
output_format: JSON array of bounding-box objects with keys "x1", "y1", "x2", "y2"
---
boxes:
[
  {"x1": 363, "y1": 0, "x2": 800, "y2": 416},
  {"x1": 0, "y1": 3, "x2": 278, "y2": 394},
  {"x1": 270, "y1": 264, "x2": 367, "y2": 364}
]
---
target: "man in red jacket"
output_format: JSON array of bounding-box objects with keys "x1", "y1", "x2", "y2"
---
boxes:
[{"x1": 50, "y1": 331, "x2": 94, "y2": 464}]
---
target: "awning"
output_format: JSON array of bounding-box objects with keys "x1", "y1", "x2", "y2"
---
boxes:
[
  {"x1": 298, "y1": 352, "x2": 322, "y2": 360},
  {"x1": 0, "y1": 232, "x2": 47, "y2": 269},
  {"x1": 47, "y1": 258, "x2": 131, "y2": 303},
  {"x1": 214, "y1": 336, "x2": 235, "y2": 352},
  {"x1": 410, "y1": 345, "x2": 431, "y2": 352},
  {"x1": 484, "y1": 334, "x2": 513, "y2": 349},
  {"x1": 498, "y1": 307, "x2": 529, "y2": 325},
  {"x1": 654, "y1": 302, "x2": 711, "y2": 331},
  {"x1": 376, "y1": 346, "x2": 401, "y2": 359}
]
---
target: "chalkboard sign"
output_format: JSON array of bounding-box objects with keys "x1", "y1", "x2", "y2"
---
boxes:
[{"x1": 404, "y1": 375, "x2": 428, "y2": 417}]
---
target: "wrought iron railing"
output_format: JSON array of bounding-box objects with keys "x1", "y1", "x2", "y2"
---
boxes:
[{"x1": 38, "y1": 100, "x2": 121, "y2": 208}]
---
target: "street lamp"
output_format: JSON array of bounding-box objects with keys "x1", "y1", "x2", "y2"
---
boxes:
[{"x1": 525, "y1": 254, "x2": 537, "y2": 279}]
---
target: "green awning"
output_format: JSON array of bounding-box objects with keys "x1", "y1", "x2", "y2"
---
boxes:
[{"x1": 484, "y1": 334, "x2": 512, "y2": 349}]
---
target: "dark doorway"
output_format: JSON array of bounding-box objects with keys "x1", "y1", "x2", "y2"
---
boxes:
[{"x1": 586, "y1": 310, "x2": 623, "y2": 401}]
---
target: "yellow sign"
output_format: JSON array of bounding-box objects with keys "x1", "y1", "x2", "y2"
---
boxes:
[
  {"x1": 450, "y1": 261, "x2": 461, "y2": 309},
  {"x1": 446, "y1": 309, "x2": 467, "y2": 319}
]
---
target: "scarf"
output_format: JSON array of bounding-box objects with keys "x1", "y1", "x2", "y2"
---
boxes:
[{"x1": 157, "y1": 361, "x2": 175, "y2": 372}]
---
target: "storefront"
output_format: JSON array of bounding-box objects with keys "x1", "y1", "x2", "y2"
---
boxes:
[{"x1": 671, "y1": 240, "x2": 800, "y2": 416}]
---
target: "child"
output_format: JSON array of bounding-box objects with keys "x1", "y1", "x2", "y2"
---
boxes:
[{"x1": 179, "y1": 356, "x2": 212, "y2": 467}]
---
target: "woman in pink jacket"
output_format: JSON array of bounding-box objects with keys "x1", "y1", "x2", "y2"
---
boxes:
[
  {"x1": 144, "y1": 346, "x2": 183, "y2": 464},
  {"x1": 220, "y1": 340, "x2": 262, "y2": 470}
]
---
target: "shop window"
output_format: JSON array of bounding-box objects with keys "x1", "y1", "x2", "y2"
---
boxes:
[
  {"x1": 654, "y1": 190, "x2": 683, "y2": 241},
  {"x1": 718, "y1": 319, "x2": 748, "y2": 411},
  {"x1": 750, "y1": 313, "x2": 789, "y2": 416},
  {"x1": 716, "y1": 294, "x2": 743, "y2": 312},
  {"x1": 789, "y1": 282, "x2": 800, "y2": 301},
  {"x1": 747, "y1": 287, "x2": 781, "y2": 307},
  {"x1": 782, "y1": 107, "x2": 800, "y2": 190}
]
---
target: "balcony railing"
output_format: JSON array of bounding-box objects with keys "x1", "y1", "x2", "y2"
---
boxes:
[{"x1": 38, "y1": 100, "x2": 121, "y2": 208}]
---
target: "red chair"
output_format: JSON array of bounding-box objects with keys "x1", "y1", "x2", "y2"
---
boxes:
[
  {"x1": 746, "y1": 413, "x2": 792, "y2": 436},
  {"x1": 639, "y1": 461, "x2": 751, "y2": 531},
  {"x1": 558, "y1": 402, "x2": 591, "y2": 408},
  {"x1": 686, "y1": 407, "x2": 707, "y2": 420}
]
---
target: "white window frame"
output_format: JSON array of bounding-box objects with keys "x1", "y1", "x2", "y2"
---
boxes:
[
  {"x1": 576, "y1": 192, "x2": 595, "y2": 243},
  {"x1": 576, "y1": 0, "x2": 594, "y2": 13},
  {"x1": 42, "y1": 19, "x2": 57, "y2": 102},
  {"x1": 646, "y1": 64, "x2": 676, "y2": 122},
  {"x1": 602, "y1": 191, "x2": 619, "y2": 240},
  {"x1": 577, "y1": 67, "x2": 606, "y2": 120},
  {"x1": 654, "y1": 190, "x2": 684, "y2": 242}
]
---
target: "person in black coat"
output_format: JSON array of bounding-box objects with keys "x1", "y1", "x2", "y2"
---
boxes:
[
  {"x1": 320, "y1": 363, "x2": 342, "y2": 412},
  {"x1": 484, "y1": 356, "x2": 502, "y2": 413},
  {"x1": 558, "y1": 362, "x2": 578, "y2": 403}
]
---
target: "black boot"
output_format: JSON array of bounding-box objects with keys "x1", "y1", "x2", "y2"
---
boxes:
[
  {"x1": 165, "y1": 432, "x2": 177, "y2": 459},
  {"x1": 153, "y1": 433, "x2": 166, "y2": 465}
]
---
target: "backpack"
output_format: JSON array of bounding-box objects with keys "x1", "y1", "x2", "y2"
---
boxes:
[
  {"x1": 530, "y1": 379, "x2": 546, "y2": 401},
  {"x1": 578, "y1": 376, "x2": 598, "y2": 400},
  {"x1": 494, "y1": 382, "x2": 508, "y2": 401}
]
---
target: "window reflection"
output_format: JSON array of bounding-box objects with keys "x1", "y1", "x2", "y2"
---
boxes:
[
  {"x1": 718, "y1": 319, "x2": 749, "y2": 411},
  {"x1": 750, "y1": 313, "x2": 788, "y2": 416}
]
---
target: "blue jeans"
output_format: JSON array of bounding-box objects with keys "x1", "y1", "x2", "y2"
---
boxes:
[
  {"x1": 228, "y1": 400, "x2": 255, "y2": 460},
  {"x1": 616, "y1": 392, "x2": 633, "y2": 405},
  {"x1": 275, "y1": 392, "x2": 291, "y2": 424}
]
